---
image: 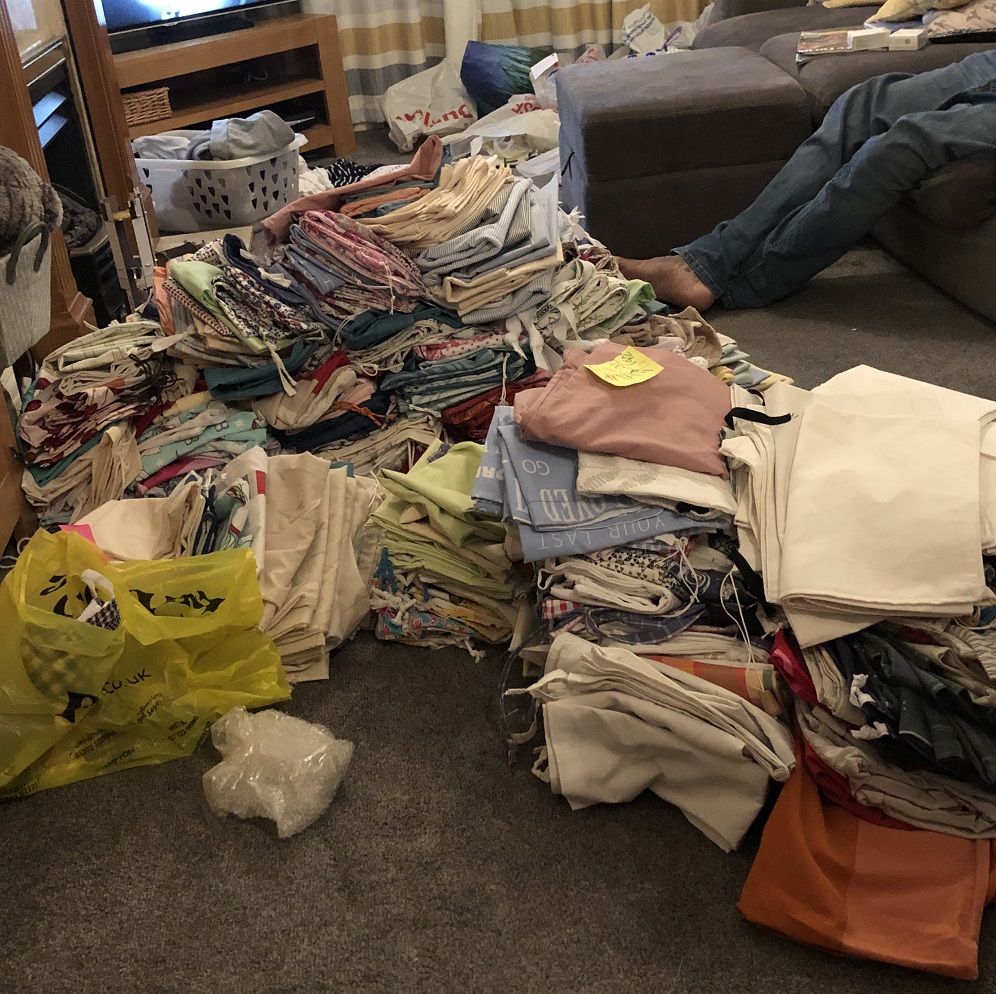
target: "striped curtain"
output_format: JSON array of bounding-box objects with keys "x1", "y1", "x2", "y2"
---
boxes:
[
  {"x1": 334, "y1": 0, "x2": 447, "y2": 127},
  {"x1": 479, "y1": 0, "x2": 709, "y2": 59},
  {"x1": 334, "y1": 0, "x2": 710, "y2": 127}
]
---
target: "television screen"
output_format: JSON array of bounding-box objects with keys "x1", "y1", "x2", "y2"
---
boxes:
[{"x1": 102, "y1": 0, "x2": 280, "y2": 34}]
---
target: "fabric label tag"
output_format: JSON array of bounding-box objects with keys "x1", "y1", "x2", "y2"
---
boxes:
[{"x1": 585, "y1": 347, "x2": 663, "y2": 387}]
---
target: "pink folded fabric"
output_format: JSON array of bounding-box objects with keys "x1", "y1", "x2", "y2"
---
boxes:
[
  {"x1": 514, "y1": 343, "x2": 732, "y2": 478},
  {"x1": 263, "y1": 135, "x2": 445, "y2": 244}
]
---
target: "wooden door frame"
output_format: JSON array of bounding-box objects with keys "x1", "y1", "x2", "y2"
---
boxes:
[
  {"x1": 61, "y1": 0, "x2": 158, "y2": 240},
  {"x1": 0, "y1": 0, "x2": 93, "y2": 355}
]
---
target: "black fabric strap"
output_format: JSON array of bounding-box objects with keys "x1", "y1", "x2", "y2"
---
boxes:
[
  {"x1": 728, "y1": 548, "x2": 775, "y2": 616},
  {"x1": 725, "y1": 407, "x2": 792, "y2": 430}
]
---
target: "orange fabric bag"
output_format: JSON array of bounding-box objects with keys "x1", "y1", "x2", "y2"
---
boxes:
[{"x1": 738, "y1": 758, "x2": 996, "y2": 980}]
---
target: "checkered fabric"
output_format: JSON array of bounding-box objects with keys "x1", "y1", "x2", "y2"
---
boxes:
[{"x1": 24, "y1": 594, "x2": 121, "y2": 702}]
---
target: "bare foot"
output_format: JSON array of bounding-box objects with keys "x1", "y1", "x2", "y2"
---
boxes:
[{"x1": 617, "y1": 255, "x2": 716, "y2": 311}]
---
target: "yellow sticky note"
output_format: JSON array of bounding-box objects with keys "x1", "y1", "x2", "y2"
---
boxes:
[{"x1": 585, "y1": 347, "x2": 663, "y2": 387}]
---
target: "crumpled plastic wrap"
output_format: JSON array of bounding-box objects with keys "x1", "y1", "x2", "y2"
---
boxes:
[{"x1": 202, "y1": 708, "x2": 354, "y2": 838}]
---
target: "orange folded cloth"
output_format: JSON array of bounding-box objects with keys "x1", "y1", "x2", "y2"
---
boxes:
[{"x1": 739, "y1": 758, "x2": 996, "y2": 980}]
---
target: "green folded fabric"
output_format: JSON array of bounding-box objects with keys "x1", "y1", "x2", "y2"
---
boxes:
[
  {"x1": 373, "y1": 494, "x2": 514, "y2": 598},
  {"x1": 169, "y1": 260, "x2": 238, "y2": 333},
  {"x1": 378, "y1": 440, "x2": 505, "y2": 547}
]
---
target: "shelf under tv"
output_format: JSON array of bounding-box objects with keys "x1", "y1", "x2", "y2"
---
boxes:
[{"x1": 112, "y1": 13, "x2": 355, "y2": 156}]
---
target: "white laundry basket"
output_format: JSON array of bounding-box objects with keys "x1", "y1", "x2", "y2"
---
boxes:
[{"x1": 134, "y1": 132, "x2": 307, "y2": 233}]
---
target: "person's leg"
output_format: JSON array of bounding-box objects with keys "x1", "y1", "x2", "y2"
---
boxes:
[
  {"x1": 619, "y1": 52, "x2": 996, "y2": 306},
  {"x1": 719, "y1": 101, "x2": 996, "y2": 308}
]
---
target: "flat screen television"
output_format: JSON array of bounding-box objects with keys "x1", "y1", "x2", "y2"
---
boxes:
[{"x1": 101, "y1": 0, "x2": 287, "y2": 35}]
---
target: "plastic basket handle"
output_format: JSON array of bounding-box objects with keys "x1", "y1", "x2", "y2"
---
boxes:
[{"x1": 5, "y1": 222, "x2": 50, "y2": 287}]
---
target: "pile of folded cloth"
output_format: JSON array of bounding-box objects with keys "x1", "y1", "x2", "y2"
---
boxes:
[
  {"x1": 160, "y1": 235, "x2": 332, "y2": 388},
  {"x1": 477, "y1": 340, "x2": 795, "y2": 846},
  {"x1": 704, "y1": 363, "x2": 996, "y2": 979},
  {"x1": 74, "y1": 446, "x2": 381, "y2": 682},
  {"x1": 132, "y1": 389, "x2": 273, "y2": 493},
  {"x1": 723, "y1": 365, "x2": 996, "y2": 647},
  {"x1": 368, "y1": 439, "x2": 528, "y2": 650},
  {"x1": 280, "y1": 210, "x2": 428, "y2": 324},
  {"x1": 18, "y1": 320, "x2": 174, "y2": 525},
  {"x1": 412, "y1": 171, "x2": 562, "y2": 325},
  {"x1": 515, "y1": 632, "x2": 794, "y2": 852}
]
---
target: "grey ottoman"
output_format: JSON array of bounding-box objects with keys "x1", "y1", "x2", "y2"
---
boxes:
[{"x1": 556, "y1": 47, "x2": 812, "y2": 258}]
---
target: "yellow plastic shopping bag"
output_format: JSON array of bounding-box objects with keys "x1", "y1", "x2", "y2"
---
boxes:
[{"x1": 0, "y1": 530, "x2": 290, "y2": 798}]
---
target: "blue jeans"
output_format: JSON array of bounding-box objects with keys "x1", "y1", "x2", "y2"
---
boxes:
[{"x1": 676, "y1": 51, "x2": 996, "y2": 308}]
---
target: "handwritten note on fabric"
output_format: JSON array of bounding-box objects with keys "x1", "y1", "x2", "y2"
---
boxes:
[{"x1": 585, "y1": 347, "x2": 664, "y2": 387}]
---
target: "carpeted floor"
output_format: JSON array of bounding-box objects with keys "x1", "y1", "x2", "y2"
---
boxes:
[{"x1": 4, "y1": 197, "x2": 996, "y2": 994}]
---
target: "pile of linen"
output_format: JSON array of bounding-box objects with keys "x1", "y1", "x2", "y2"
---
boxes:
[
  {"x1": 368, "y1": 439, "x2": 527, "y2": 650},
  {"x1": 19, "y1": 321, "x2": 173, "y2": 525},
  {"x1": 517, "y1": 632, "x2": 794, "y2": 851},
  {"x1": 160, "y1": 235, "x2": 332, "y2": 387},
  {"x1": 477, "y1": 340, "x2": 795, "y2": 846},
  {"x1": 281, "y1": 210, "x2": 427, "y2": 323},
  {"x1": 712, "y1": 365, "x2": 996, "y2": 979},
  {"x1": 412, "y1": 171, "x2": 562, "y2": 325}
]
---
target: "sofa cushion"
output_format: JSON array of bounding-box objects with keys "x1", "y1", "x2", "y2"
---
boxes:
[
  {"x1": 928, "y1": 0, "x2": 996, "y2": 36},
  {"x1": 759, "y1": 33, "x2": 996, "y2": 120},
  {"x1": 709, "y1": 0, "x2": 808, "y2": 25},
  {"x1": 556, "y1": 48, "x2": 811, "y2": 183},
  {"x1": 906, "y1": 158, "x2": 996, "y2": 229},
  {"x1": 693, "y1": 5, "x2": 878, "y2": 51}
]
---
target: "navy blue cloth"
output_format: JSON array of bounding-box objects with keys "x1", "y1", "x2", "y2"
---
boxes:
[
  {"x1": 204, "y1": 339, "x2": 318, "y2": 401},
  {"x1": 274, "y1": 390, "x2": 393, "y2": 451}
]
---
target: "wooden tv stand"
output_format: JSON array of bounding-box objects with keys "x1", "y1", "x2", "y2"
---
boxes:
[{"x1": 112, "y1": 13, "x2": 356, "y2": 157}]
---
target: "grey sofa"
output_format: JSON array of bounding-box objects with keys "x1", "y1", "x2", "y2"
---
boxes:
[{"x1": 557, "y1": 0, "x2": 996, "y2": 319}]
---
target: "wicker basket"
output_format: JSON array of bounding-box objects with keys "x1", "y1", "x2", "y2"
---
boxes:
[{"x1": 122, "y1": 86, "x2": 172, "y2": 127}]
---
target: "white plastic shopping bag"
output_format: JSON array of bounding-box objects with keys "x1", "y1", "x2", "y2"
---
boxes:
[{"x1": 382, "y1": 60, "x2": 477, "y2": 152}]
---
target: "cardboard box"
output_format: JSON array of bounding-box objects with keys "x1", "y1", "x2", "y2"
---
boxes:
[
  {"x1": 889, "y1": 27, "x2": 929, "y2": 49},
  {"x1": 847, "y1": 27, "x2": 891, "y2": 50}
]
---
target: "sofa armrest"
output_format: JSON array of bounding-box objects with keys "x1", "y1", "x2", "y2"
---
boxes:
[{"x1": 710, "y1": 0, "x2": 808, "y2": 23}]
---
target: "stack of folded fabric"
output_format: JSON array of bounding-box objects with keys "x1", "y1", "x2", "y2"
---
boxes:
[
  {"x1": 134, "y1": 389, "x2": 273, "y2": 491},
  {"x1": 523, "y1": 258, "x2": 656, "y2": 363},
  {"x1": 699, "y1": 364, "x2": 996, "y2": 978},
  {"x1": 263, "y1": 134, "x2": 446, "y2": 244},
  {"x1": 474, "y1": 405, "x2": 709, "y2": 566},
  {"x1": 516, "y1": 632, "x2": 795, "y2": 851},
  {"x1": 441, "y1": 368, "x2": 551, "y2": 443},
  {"x1": 368, "y1": 439, "x2": 527, "y2": 650},
  {"x1": 164, "y1": 236, "x2": 331, "y2": 390},
  {"x1": 413, "y1": 175, "x2": 563, "y2": 325},
  {"x1": 253, "y1": 348, "x2": 374, "y2": 432},
  {"x1": 381, "y1": 343, "x2": 534, "y2": 417},
  {"x1": 358, "y1": 157, "x2": 513, "y2": 251},
  {"x1": 723, "y1": 366, "x2": 996, "y2": 648},
  {"x1": 281, "y1": 210, "x2": 427, "y2": 324},
  {"x1": 337, "y1": 303, "x2": 464, "y2": 375},
  {"x1": 18, "y1": 320, "x2": 172, "y2": 524},
  {"x1": 255, "y1": 452, "x2": 382, "y2": 681},
  {"x1": 311, "y1": 416, "x2": 440, "y2": 477}
]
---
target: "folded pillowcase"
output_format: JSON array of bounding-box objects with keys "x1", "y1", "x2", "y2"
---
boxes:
[{"x1": 926, "y1": 0, "x2": 996, "y2": 33}]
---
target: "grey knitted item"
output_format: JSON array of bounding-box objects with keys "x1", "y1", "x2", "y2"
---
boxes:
[{"x1": 0, "y1": 146, "x2": 63, "y2": 257}]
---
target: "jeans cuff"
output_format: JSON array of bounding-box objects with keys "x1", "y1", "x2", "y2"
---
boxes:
[{"x1": 672, "y1": 247, "x2": 725, "y2": 301}]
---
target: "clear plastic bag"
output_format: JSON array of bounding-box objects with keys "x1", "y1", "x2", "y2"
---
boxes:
[{"x1": 202, "y1": 708, "x2": 354, "y2": 838}]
